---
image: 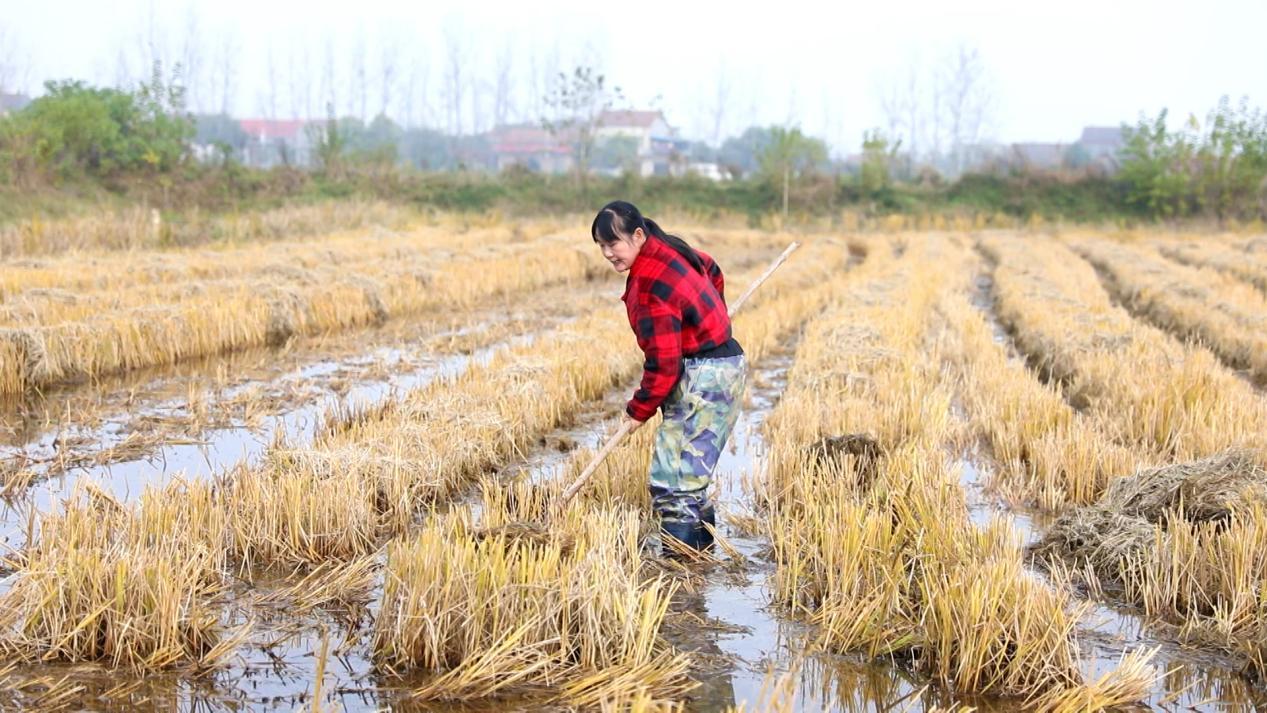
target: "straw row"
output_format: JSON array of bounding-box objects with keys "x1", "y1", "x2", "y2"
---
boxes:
[
  {"x1": 760, "y1": 234, "x2": 1155, "y2": 705},
  {"x1": 252, "y1": 236, "x2": 851, "y2": 703},
  {"x1": 936, "y1": 288, "x2": 1143, "y2": 509},
  {"x1": 0, "y1": 200, "x2": 418, "y2": 258},
  {"x1": 1158, "y1": 235, "x2": 1267, "y2": 294},
  {"x1": 0, "y1": 238, "x2": 607, "y2": 394},
  {"x1": 219, "y1": 240, "x2": 848, "y2": 571},
  {"x1": 372, "y1": 504, "x2": 695, "y2": 707},
  {"x1": 0, "y1": 236, "x2": 818, "y2": 679},
  {"x1": 1070, "y1": 235, "x2": 1267, "y2": 384},
  {"x1": 983, "y1": 234, "x2": 1267, "y2": 674},
  {"x1": 0, "y1": 480, "x2": 247, "y2": 670},
  {"x1": 980, "y1": 234, "x2": 1267, "y2": 460}
]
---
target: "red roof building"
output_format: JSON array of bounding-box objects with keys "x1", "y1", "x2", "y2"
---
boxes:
[{"x1": 238, "y1": 119, "x2": 310, "y2": 142}]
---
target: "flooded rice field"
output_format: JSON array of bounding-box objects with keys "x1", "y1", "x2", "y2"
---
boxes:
[{"x1": 3, "y1": 224, "x2": 1267, "y2": 710}]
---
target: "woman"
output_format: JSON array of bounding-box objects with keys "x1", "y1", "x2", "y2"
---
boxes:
[{"x1": 591, "y1": 200, "x2": 746, "y2": 552}]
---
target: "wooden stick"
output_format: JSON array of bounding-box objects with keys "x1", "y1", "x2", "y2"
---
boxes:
[
  {"x1": 727, "y1": 241, "x2": 800, "y2": 316},
  {"x1": 556, "y1": 418, "x2": 637, "y2": 506},
  {"x1": 554, "y1": 241, "x2": 801, "y2": 513}
]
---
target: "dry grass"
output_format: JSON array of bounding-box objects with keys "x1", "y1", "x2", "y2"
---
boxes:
[
  {"x1": 350, "y1": 234, "x2": 862, "y2": 706},
  {"x1": 0, "y1": 480, "x2": 246, "y2": 671},
  {"x1": 937, "y1": 290, "x2": 1143, "y2": 509},
  {"x1": 1159, "y1": 233, "x2": 1267, "y2": 294},
  {"x1": 1071, "y1": 235, "x2": 1267, "y2": 383},
  {"x1": 215, "y1": 235, "x2": 850, "y2": 572},
  {"x1": 759, "y1": 234, "x2": 1155, "y2": 703},
  {"x1": 18, "y1": 226, "x2": 1251, "y2": 706},
  {"x1": 372, "y1": 507, "x2": 694, "y2": 706},
  {"x1": 985, "y1": 232, "x2": 1267, "y2": 673},
  {"x1": 0, "y1": 225, "x2": 604, "y2": 393},
  {"x1": 1035, "y1": 450, "x2": 1267, "y2": 670},
  {"x1": 0, "y1": 200, "x2": 416, "y2": 257},
  {"x1": 980, "y1": 233, "x2": 1267, "y2": 461}
]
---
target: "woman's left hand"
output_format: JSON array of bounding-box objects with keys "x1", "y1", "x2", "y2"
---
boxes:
[{"x1": 623, "y1": 414, "x2": 646, "y2": 433}]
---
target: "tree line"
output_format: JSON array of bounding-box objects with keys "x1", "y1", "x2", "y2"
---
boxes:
[{"x1": 0, "y1": 67, "x2": 1263, "y2": 224}]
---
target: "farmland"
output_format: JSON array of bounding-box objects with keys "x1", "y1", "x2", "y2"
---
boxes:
[{"x1": 1, "y1": 208, "x2": 1266, "y2": 711}]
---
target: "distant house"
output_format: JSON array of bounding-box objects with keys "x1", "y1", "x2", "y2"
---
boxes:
[
  {"x1": 487, "y1": 124, "x2": 573, "y2": 174},
  {"x1": 1076, "y1": 126, "x2": 1125, "y2": 170},
  {"x1": 686, "y1": 162, "x2": 725, "y2": 181},
  {"x1": 0, "y1": 92, "x2": 30, "y2": 116},
  {"x1": 596, "y1": 110, "x2": 688, "y2": 177},
  {"x1": 1009, "y1": 142, "x2": 1067, "y2": 171},
  {"x1": 238, "y1": 119, "x2": 319, "y2": 167}
]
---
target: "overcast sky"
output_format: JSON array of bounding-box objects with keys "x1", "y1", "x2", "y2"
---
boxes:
[{"x1": 3, "y1": 0, "x2": 1265, "y2": 153}]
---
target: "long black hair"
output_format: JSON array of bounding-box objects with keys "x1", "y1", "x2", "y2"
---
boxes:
[{"x1": 591, "y1": 200, "x2": 705, "y2": 274}]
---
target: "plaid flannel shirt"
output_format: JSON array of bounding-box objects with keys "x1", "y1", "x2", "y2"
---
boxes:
[{"x1": 621, "y1": 237, "x2": 732, "y2": 421}]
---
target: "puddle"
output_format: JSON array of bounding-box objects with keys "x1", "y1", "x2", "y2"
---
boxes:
[
  {"x1": 0, "y1": 326, "x2": 556, "y2": 555},
  {"x1": 0, "y1": 278, "x2": 618, "y2": 559}
]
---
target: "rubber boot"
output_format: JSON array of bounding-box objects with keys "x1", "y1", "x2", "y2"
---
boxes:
[
  {"x1": 660, "y1": 516, "x2": 714, "y2": 556},
  {"x1": 697, "y1": 503, "x2": 717, "y2": 550}
]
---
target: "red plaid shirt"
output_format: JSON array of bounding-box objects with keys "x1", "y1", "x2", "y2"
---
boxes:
[{"x1": 621, "y1": 236, "x2": 732, "y2": 421}]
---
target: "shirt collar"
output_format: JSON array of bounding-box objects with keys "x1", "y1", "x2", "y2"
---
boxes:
[{"x1": 629, "y1": 235, "x2": 668, "y2": 277}]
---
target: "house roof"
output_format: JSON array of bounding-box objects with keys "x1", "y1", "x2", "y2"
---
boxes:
[
  {"x1": 489, "y1": 125, "x2": 571, "y2": 155},
  {"x1": 0, "y1": 92, "x2": 30, "y2": 113},
  {"x1": 238, "y1": 119, "x2": 309, "y2": 141},
  {"x1": 1079, "y1": 126, "x2": 1124, "y2": 147},
  {"x1": 599, "y1": 110, "x2": 665, "y2": 128},
  {"x1": 1011, "y1": 143, "x2": 1066, "y2": 167}
]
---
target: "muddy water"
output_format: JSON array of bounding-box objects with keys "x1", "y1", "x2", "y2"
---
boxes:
[
  {"x1": 0, "y1": 283, "x2": 600, "y2": 555},
  {"x1": 0, "y1": 344, "x2": 478, "y2": 558}
]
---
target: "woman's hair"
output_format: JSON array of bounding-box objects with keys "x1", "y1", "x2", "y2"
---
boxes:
[{"x1": 591, "y1": 200, "x2": 705, "y2": 273}]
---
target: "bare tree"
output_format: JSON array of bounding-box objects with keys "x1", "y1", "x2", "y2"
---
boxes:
[
  {"x1": 212, "y1": 30, "x2": 239, "y2": 115},
  {"x1": 928, "y1": 77, "x2": 944, "y2": 164},
  {"x1": 320, "y1": 36, "x2": 339, "y2": 119},
  {"x1": 469, "y1": 54, "x2": 486, "y2": 134},
  {"x1": 543, "y1": 65, "x2": 623, "y2": 194},
  {"x1": 177, "y1": 8, "x2": 204, "y2": 112},
  {"x1": 940, "y1": 44, "x2": 992, "y2": 175},
  {"x1": 351, "y1": 28, "x2": 368, "y2": 120},
  {"x1": 442, "y1": 27, "x2": 466, "y2": 135},
  {"x1": 263, "y1": 43, "x2": 280, "y2": 119},
  {"x1": 902, "y1": 66, "x2": 921, "y2": 169},
  {"x1": 710, "y1": 66, "x2": 731, "y2": 146},
  {"x1": 113, "y1": 47, "x2": 132, "y2": 90},
  {"x1": 403, "y1": 50, "x2": 429, "y2": 128},
  {"x1": 287, "y1": 44, "x2": 313, "y2": 120},
  {"x1": 528, "y1": 42, "x2": 562, "y2": 125},
  {"x1": 379, "y1": 33, "x2": 401, "y2": 120},
  {"x1": 877, "y1": 80, "x2": 904, "y2": 147},
  {"x1": 492, "y1": 41, "x2": 514, "y2": 128},
  {"x1": 0, "y1": 27, "x2": 27, "y2": 94}
]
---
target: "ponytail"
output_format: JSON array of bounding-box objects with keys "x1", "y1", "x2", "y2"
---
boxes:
[
  {"x1": 591, "y1": 200, "x2": 705, "y2": 275},
  {"x1": 641, "y1": 218, "x2": 705, "y2": 274}
]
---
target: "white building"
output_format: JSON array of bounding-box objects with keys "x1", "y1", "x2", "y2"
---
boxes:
[{"x1": 596, "y1": 110, "x2": 687, "y2": 177}]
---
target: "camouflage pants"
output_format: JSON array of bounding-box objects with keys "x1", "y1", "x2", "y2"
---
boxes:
[{"x1": 650, "y1": 354, "x2": 747, "y2": 524}]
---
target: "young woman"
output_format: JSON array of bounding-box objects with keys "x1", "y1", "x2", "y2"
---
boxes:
[{"x1": 591, "y1": 200, "x2": 746, "y2": 552}]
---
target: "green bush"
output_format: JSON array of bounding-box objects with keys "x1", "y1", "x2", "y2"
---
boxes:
[
  {"x1": 1119, "y1": 98, "x2": 1267, "y2": 221},
  {"x1": 0, "y1": 70, "x2": 192, "y2": 183}
]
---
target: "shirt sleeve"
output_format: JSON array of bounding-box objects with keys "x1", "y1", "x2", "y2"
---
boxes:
[{"x1": 626, "y1": 294, "x2": 684, "y2": 422}]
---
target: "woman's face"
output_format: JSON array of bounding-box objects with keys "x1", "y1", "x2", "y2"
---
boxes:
[{"x1": 598, "y1": 227, "x2": 645, "y2": 273}]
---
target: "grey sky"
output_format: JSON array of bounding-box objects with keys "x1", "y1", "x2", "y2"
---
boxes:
[{"x1": 4, "y1": 0, "x2": 1265, "y2": 154}]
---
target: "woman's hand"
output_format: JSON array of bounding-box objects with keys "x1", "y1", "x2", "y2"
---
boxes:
[{"x1": 623, "y1": 414, "x2": 646, "y2": 433}]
